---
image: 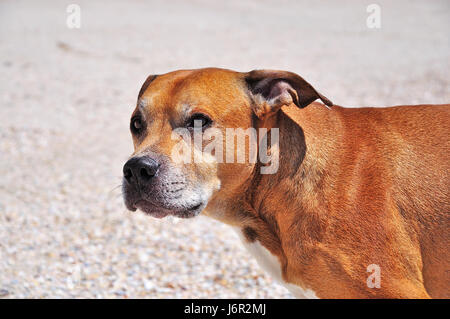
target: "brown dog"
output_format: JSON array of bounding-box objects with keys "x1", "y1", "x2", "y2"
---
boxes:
[{"x1": 122, "y1": 68, "x2": 449, "y2": 298}]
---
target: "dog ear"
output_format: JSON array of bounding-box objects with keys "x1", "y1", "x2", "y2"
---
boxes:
[
  {"x1": 245, "y1": 70, "x2": 332, "y2": 119},
  {"x1": 138, "y1": 74, "x2": 158, "y2": 99}
]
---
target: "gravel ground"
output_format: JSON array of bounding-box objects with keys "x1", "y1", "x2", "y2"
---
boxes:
[{"x1": 0, "y1": 0, "x2": 448, "y2": 298}]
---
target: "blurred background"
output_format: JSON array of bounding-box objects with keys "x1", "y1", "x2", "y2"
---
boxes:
[{"x1": 0, "y1": 0, "x2": 448, "y2": 298}]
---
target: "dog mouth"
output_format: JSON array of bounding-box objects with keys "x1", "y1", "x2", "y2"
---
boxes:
[
  {"x1": 131, "y1": 199, "x2": 204, "y2": 219},
  {"x1": 134, "y1": 200, "x2": 171, "y2": 219}
]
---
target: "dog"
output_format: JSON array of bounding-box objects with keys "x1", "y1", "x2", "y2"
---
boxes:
[{"x1": 122, "y1": 68, "x2": 449, "y2": 298}]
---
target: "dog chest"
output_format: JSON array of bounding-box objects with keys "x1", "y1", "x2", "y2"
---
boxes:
[{"x1": 233, "y1": 227, "x2": 318, "y2": 299}]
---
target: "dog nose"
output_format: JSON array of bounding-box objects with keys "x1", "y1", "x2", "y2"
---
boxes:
[{"x1": 123, "y1": 157, "x2": 159, "y2": 185}]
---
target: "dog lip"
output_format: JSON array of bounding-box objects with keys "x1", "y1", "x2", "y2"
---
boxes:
[
  {"x1": 135, "y1": 200, "x2": 204, "y2": 219},
  {"x1": 175, "y1": 202, "x2": 204, "y2": 218},
  {"x1": 123, "y1": 198, "x2": 137, "y2": 212},
  {"x1": 188, "y1": 203, "x2": 202, "y2": 211}
]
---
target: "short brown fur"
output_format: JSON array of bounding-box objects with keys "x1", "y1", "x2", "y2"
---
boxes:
[{"x1": 130, "y1": 68, "x2": 449, "y2": 298}]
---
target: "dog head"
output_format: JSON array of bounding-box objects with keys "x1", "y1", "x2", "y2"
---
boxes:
[{"x1": 122, "y1": 68, "x2": 331, "y2": 218}]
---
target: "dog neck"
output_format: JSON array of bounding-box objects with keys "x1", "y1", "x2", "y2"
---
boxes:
[{"x1": 204, "y1": 103, "x2": 337, "y2": 283}]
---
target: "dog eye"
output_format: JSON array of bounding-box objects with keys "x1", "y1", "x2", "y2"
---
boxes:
[
  {"x1": 130, "y1": 117, "x2": 143, "y2": 134},
  {"x1": 187, "y1": 113, "x2": 212, "y2": 129}
]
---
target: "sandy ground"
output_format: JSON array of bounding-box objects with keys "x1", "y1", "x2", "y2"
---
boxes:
[{"x1": 0, "y1": 0, "x2": 448, "y2": 298}]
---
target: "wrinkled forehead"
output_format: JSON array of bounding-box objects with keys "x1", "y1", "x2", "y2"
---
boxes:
[{"x1": 136, "y1": 68, "x2": 248, "y2": 119}]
